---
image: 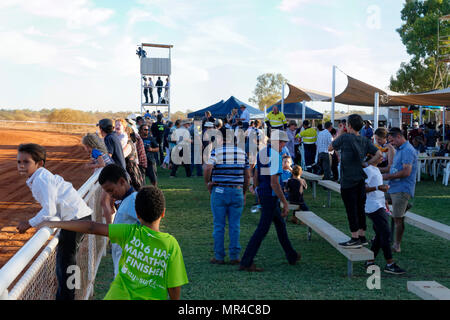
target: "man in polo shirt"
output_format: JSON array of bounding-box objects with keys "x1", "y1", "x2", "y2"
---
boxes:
[
  {"x1": 204, "y1": 130, "x2": 250, "y2": 265},
  {"x1": 382, "y1": 127, "x2": 417, "y2": 253},
  {"x1": 239, "y1": 130, "x2": 301, "y2": 272}
]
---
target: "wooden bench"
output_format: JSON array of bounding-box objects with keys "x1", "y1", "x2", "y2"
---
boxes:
[
  {"x1": 388, "y1": 205, "x2": 450, "y2": 241},
  {"x1": 301, "y1": 171, "x2": 323, "y2": 199},
  {"x1": 318, "y1": 180, "x2": 341, "y2": 207},
  {"x1": 404, "y1": 211, "x2": 450, "y2": 241},
  {"x1": 407, "y1": 281, "x2": 450, "y2": 300},
  {"x1": 295, "y1": 210, "x2": 373, "y2": 277}
]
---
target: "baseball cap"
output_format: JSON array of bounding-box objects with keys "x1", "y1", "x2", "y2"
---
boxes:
[
  {"x1": 271, "y1": 129, "x2": 289, "y2": 142},
  {"x1": 97, "y1": 118, "x2": 113, "y2": 130}
]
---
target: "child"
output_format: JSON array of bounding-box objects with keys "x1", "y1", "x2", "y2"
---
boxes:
[
  {"x1": 16, "y1": 143, "x2": 92, "y2": 300},
  {"x1": 98, "y1": 164, "x2": 140, "y2": 277},
  {"x1": 363, "y1": 156, "x2": 406, "y2": 275},
  {"x1": 285, "y1": 165, "x2": 309, "y2": 224},
  {"x1": 38, "y1": 185, "x2": 189, "y2": 300},
  {"x1": 82, "y1": 133, "x2": 116, "y2": 226},
  {"x1": 281, "y1": 155, "x2": 293, "y2": 200},
  {"x1": 82, "y1": 133, "x2": 114, "y2": 171}
]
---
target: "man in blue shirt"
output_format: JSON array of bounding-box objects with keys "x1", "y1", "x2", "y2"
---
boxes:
[
  {"x1": 361, "y1": 121, "x2": 374, "y2": 140},
  {"x1": 382, "y1": 127, "x2": 417, "y2": 253},
  {"x1": 239, "y1": 130, "x2": 301, "y2": 272}
]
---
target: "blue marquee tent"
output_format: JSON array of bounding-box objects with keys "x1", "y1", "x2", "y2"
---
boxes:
[
  {"x1": 187, "y1": 96, "x2": 264, "y2": 119},
  {"x1": 186, "y1": 100, "x2": 224, "y2": 119},
  {"x1": 267, "y1": 102, "x2": 323, "y2": 119}
]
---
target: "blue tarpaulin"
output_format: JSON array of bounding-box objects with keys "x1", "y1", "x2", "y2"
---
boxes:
[{"x1": 187, "y1": 96, "x2": 264, "y2": 119}]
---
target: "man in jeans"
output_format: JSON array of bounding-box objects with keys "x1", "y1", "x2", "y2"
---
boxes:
[
  {"x1": 382, "y1": 127, "x2": 417, "y2": 253},
  {"x1": 204, "y1": 130, "x2": 250, "y2": 265},
  {"x1": 329, "y1": 114, "x2": 382, "y2": 249},
  {"x1": 316, "y1": 121, "x2": 333, "y2": 180},
  {"x1": 239, "y1": 130, "x2": 301, "y2": 271}
]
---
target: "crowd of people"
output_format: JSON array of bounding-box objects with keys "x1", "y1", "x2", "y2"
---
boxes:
[{"x1": 14, "y1": 103, "x2": 449, "y2": 300}]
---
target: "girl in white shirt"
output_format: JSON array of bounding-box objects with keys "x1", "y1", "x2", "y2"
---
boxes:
[{"x1": 16, "y1": 143, "x2": 92, "y2": 299}]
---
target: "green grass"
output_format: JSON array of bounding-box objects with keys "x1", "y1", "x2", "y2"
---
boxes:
[{"x1": 92, "y1": 169, "x2": 450, "y2": 300}]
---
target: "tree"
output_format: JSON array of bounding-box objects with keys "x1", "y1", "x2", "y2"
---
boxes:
[
  {"x1": 390, "y1": 0, "x2": 450, "y2": 93},
  {"x1": 249, "y1": 73, "x2": 288, "y2": 110}
]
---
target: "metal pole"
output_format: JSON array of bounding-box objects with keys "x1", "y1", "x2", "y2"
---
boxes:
[
  {"x1": 302, "y1": 101, "x2": 306, "y2": 123},
  {"x1": 399, "y1": 106, "x2": 402, "y2": 128},
  {"x1": 331, "y1": 65, "x2": 336, "y2": 124},
  {"x1": 374, "y1": 92, "x2": 379, "y2": 131},
  {"x1": 419, "y1": 106, "x2": 423, "y2": 125},
  {"x1": 443, "y1": 106, "x2": 446, "y2": 142},
  {"x1": 281, "y1": 82, "x2": 285, "y2": 114}
]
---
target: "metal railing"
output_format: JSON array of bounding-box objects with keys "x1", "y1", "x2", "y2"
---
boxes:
[{"x1": 0, "y1": 170, "x2": 107, "y2": 300}]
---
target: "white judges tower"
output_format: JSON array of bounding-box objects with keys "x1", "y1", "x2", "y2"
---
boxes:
[{"x1": 137, "y1": 42, "x2": 173, "y2": 118}]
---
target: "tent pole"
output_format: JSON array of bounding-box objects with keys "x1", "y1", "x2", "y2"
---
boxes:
[
  {"x1": 281, "y1": 82, "x2": 285, "y2": 114},
  {"x1": 419, "y1": 106, "x2": 422, "y2": 125},
  {"x1": 331, "y1": 65, "x2": 336, "y2": 124},
  {"x1": 302, "y1": 101, "x2": 306, "y2": 124},
  {"x1": 399, "y1": 106, "x2": 402, "y2": 128},
  {"x1": 374, "y1": 92, "x2": 379, "y2": 131},
  {"x1": 443, "y1": 106, "x2": 446, "y2": 142}
]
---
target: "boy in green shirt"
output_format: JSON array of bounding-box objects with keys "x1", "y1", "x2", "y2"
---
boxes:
[{"x1": 38, "y1": 186, "x2": 188, "y2": 300}]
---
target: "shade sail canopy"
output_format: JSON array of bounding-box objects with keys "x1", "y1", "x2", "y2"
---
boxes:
[
  {"x1": 283, "y1": 76, "x2": 450, "y2": 107},
  {"x1": 281, "y1": 83, "x2": 331, "y2": 103},
  {"x1": 267, "y1": 102, "x2": 323, "y2": 119},
  {"x1": 387, "y1": 87, "x2": 450, "y2": 106},
  {"x1": 187, "y1": 96, "x2": 264, "y2": 119}
]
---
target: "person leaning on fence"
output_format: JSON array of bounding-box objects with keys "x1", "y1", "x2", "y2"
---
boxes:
[
  {"x1": 37, "y1": 185, "x2": 189, "y2": 300},
  {"x1": 16, "y1": 143, "x2": 92, "y2": 300},
  {"x1": 328, "y1": 114, "x2": 382, "y2": 249},
  {"x1": 382, "y1": 127, "x2": 417, "y2": 254},
  {"x1": 98, "y1": 164, "x2": 140, "y2": 277},
  {"x1": 239, "y1": 130, "x2": 301, "y2": 272}
]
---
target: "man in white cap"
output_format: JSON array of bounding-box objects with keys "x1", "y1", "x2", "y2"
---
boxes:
[
  {"x1": 239, "y1": 129, "x2": 301, "y2": 272},
  {"x1": 237, "y1": 104, "x2": 250, "y2": 131}
]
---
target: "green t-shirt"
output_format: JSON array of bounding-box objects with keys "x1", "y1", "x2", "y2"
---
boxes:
[{"x1": 104, "y1": 224, "x2": 188, "y2": 300}]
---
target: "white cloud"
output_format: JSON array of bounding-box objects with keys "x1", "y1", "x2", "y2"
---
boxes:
[
  {"x1": 2, "y1": 0, "x2": 114, "y2": 29},
  {"x1": 278, "y1": 0, "x2": 313, "y2": 11},
  {"x1": 24, "y1": 26, "x2": 50, "y2": 37}
]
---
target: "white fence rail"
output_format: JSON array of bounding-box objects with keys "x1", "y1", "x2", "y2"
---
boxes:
[{"x1": 0, "y1": 170, "x2": 106, "y2": 300}]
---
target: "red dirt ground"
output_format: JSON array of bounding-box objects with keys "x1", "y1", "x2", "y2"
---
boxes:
[{"x1": 0, "y1": 129, "x2": 93, "y2": 268}]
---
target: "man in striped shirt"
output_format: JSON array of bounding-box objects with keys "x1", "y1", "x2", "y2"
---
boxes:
[{"x1": 203, "y1": 130, "x2": 251, "y2": 265}]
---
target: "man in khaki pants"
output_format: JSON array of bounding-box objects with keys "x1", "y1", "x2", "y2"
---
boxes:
[{"x1": 382, "y1": 128, "x2": 417, "y2": 253}]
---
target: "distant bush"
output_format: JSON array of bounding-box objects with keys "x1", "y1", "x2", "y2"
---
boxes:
[
  {"x1": 48, "y1": 108, "x2": 96, "y2": 124},
  {"x1": 0, "y1": 108, "x2": 139, "y2": 124}
]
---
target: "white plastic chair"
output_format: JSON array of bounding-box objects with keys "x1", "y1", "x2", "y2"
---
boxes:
[{"x1": 442, "y1": 162, "x2": 450, "y2": 186}]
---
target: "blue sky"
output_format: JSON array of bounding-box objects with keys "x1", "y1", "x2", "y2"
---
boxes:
[{"x1": 0, "y1": 0, "x2": 411, "y2": 114}]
